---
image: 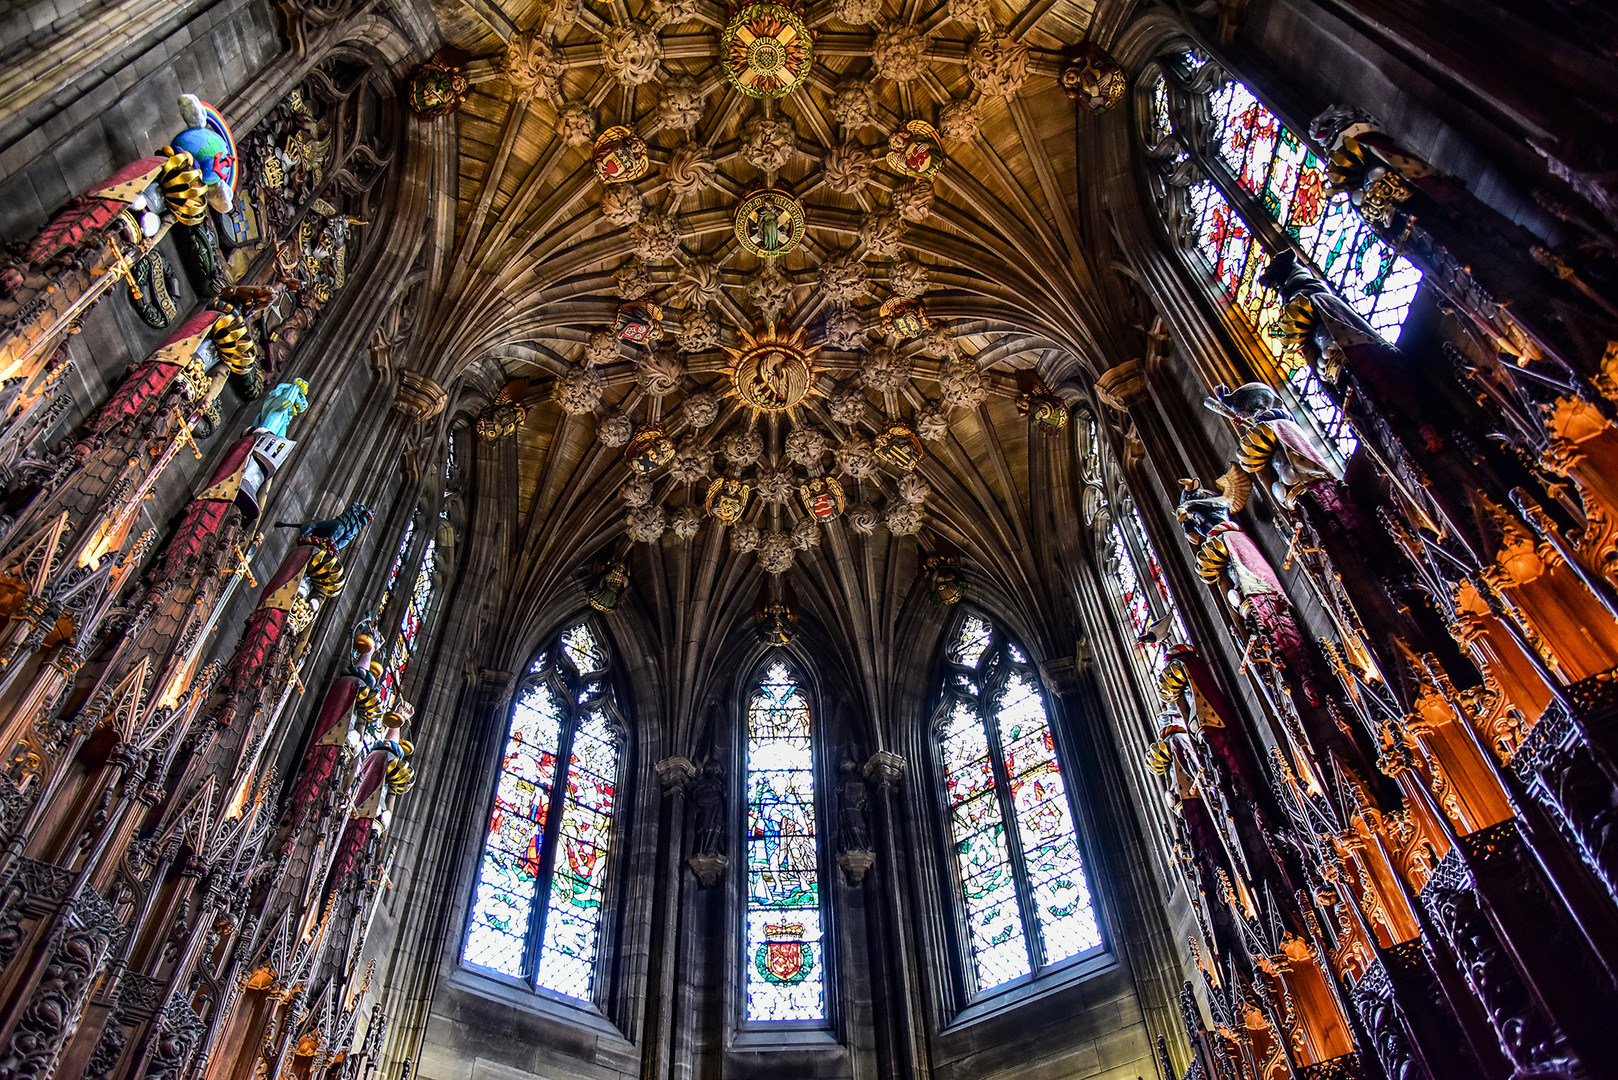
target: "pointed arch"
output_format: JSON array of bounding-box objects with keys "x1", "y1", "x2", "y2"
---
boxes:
[
  {"x1": 740, "y1": 654, "x2": 830, "y2": 1025},
  {"x1": 461, "y1": 618, "x2": 627, "y2": 1005},
  {"x1": 930, "y1": 611, "x2": 1102, "y2": 998}
]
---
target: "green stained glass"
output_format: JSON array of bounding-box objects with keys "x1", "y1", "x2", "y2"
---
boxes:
[
  {"x1": 937, "y1": 616, "x2": 1101, "y2": 993},
  {"x1": 744, "y1": 661, "x2": 827, "y2": 1022}
]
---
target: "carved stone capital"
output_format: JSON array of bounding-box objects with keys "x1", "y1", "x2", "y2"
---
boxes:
[
  {"x1": 1039, "y1": 656, "x2": 1081, "y2": 696},
  {"x1": 476, "y1": 668, "x2": 516, "y2": 707},
  {"x1": 838, "y1": 849, "x2": 875, "y2": 885},
  {"x1": 863, "y1": 750, "x2": 905, "y2": 791},
  {"x1": 687, "y1": 852, "x2": 729, "y2": 887},
  {"x1": 393, "y1": 371, "x2": 448, "y2": 424},
  {"x1": 1093, "y1": 359, "x2": 1147, "y2": 412},
  {"x1": 655, "y1": 755, "x2": 698, "y2": 795}
]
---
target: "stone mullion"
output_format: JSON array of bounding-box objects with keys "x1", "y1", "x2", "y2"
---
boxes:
[
  {"x1": 642, "y1": 758, "x2": 692, "y2": 1080},
  {"x1": 865, "y1": 755, "x2": 926, "y2": 1080},
  {"x1": 1047, "y1": 659, "x2": 1190, "y2": 1078}
]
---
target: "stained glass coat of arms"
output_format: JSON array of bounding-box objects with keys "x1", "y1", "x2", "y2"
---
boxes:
[{"x1": 743, "y1": 661, "x2": 828, "y2": 1022}]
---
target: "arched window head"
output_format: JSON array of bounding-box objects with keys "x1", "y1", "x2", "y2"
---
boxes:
[
  {"x1": 463, "y1": 620, "x2": 625, "y2": 1004},
  {"x1": 742, "y1": 659, "x2": 828, "y2": 1024},
  {"x1": 935, "y1": 614, "x2": 1101, "y2": 995},
  {"x1": 1143, "y1": 52, "x2": 1426, "y2": 460}
]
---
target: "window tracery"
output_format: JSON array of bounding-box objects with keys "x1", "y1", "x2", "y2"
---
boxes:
[
  {"x1": 1143, "y1": 53, "x2": 1425, "y2": 459},
  {"x1": 934, "y1": 614, "x2": 1101, "y2": 996},
  {"x1": 463, "y1": 621, "x2": 625, "y2": 1004},
  {"x1": 742, "y1": 659, "x2": 829, "y2": 1024},
  {"x1": 1077, "y1": 412, "x2": 1187, "y2": 685}
]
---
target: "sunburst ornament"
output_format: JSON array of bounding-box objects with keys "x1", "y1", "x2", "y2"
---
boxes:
[
  {"x1": 721, "y1": 3, "x2": 814, "y2": 99},
  {"x1": 727, "y1": 323, "x2": 820, "y2": 413}
]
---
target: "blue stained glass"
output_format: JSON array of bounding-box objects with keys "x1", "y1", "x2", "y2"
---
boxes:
[
  {"x1": 464, "y1": 625, "x2": 623, "y2": 1004},
  {"x1": 938, "y1": 616, "x2": 1101, "y2": 992},
  {"x1": 744, "y1": 662, "x2": 827, "y2": 1022}
]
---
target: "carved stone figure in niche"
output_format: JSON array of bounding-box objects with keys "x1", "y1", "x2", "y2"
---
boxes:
[
  {"x1": 755, "y1": 579, "x2": 798, "y2": 645},
  {"x1": 838, "y1": 758, "x2": 872, "y2": 851},
  {"x1": 692, "y1": 759, "x2": 726, "y2": 856}
]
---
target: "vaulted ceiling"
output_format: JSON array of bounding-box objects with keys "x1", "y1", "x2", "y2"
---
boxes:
[{"x1": 412, "y1": 0, "x2": 1140, "y2": 743}]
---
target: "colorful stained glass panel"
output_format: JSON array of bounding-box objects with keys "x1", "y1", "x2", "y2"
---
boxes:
[
  {"x1": 465, "y1": 625, "x2": 624, "y2": 1004},
  {"x1": 744, "y1": 662, "x2": 826, "y2": 1022}
]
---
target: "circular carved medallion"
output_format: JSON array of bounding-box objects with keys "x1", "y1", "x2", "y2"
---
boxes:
[
  {"x1": 722, "y1": 3, "x2": 814, "y2": 99},
  {"x1": 734, "y1": 188, "x2": 807, "y2": 257},
  {"x1": 728, "y1": 326, "x2": 818, "y2": 413}
]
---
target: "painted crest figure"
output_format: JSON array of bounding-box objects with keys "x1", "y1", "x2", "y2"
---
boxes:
[
  {"x1": 586, "y1": 557, "x2": 631, "y2": 611},
  {"x1": 886, "y1": 120, "x2": 943, "y2": 179},
  {"x1": 624, "y1": 423, "x2": 676, "y2": 473},
  {"x1": 722, "y1": 3, "x2": 814, "y2": 99},
  {"x1": 798, "y1": 476, "x2": 846, "y2": 521},
  {"x1": 879, "y1": 297, "x2": 928, "y2": 341},
  {"x1": 407, "y1": 55, "x2": 470, "y2": 117},
  {"x1": 706, "y1": 477, "x2": 753, "y2": 524},
  {"x1": 615, "y1": 299, "x2": 664, "y2": 344},
  {"x1": 735, "y1": 188, "x2": 807, "y2": 258},
  {"x1": 1016, "y1": 371, "x2": 1067, "y2": 433},
  {"x1": 758, "y1": 921, "x2": 812, "y2": 984},
  {"x1": 1059, "y1": 43, "x2": 1126, "y2": 114},
  {"x1": 593, "y1": 126, "x2": 652, "y2": 184},
  {"x1": 874, "y1": 422, "x2": 924, "y2": 470}
]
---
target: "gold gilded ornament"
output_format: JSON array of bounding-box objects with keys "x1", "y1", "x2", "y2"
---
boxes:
[
  {"x1": 727, "y1": 323, "x2": 819, "y2": 413},
  {"x1": 615, "y1": 300, "x2": 664, "y2": 344},
  {"x1": 705, "y1": 477, "x2": 753, "y2": 525},
  {"x1": 593, "y1": 126, "x2": 651, "y2": 183},
  {"x1": 886, "y1": 120, "x2": 943, "y2": 179},
  {"x1": 874, "y1": 422, "x2": 924, "y2": 470},
  {"x1": 721, "y1": 3, "x2": 814, "y2": 99},
  {"x1": 798, "y1": 476, "x2": 846, "y2": 520},
  {"x1": 1058, "y1": 43, "x2": 1126, "y2": 114},
  {"x1": 879, "y1": 297, "x2": 928, "y2": 341},
  {"x1": 406, "y1": 56, "x2": 470, "y2": 117},
  {"x1": 735, "y1": 188, "x2": 807, "y2": 257},
  {"x1": 624, "y1": 424, "x2": 676, "y2": 474}
]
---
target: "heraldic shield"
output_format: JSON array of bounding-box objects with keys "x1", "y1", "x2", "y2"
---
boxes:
[{"x1": 757, "y1": 921, "x2": 813, "y2": 984}]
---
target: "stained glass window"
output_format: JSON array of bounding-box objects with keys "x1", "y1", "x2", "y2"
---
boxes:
[
  {"x1": 463, "y1": 621, "x2": 625, "y2": 1004},
  {"x1": 380, "y1": 537, "x2": 437, "y2": 706},
  {"x1": 743, "y1": 661, "x2": 827, "y2": 1023},
  {"x1": 936, "y1": 615, "x2": 1101, "y2": 995},
  {"x1": 1100, "y1": 509, "x2": 1188, "y2": 680},
  {"x1": 1152, "y1": 59, "x2": 1426, "y2": 459}
]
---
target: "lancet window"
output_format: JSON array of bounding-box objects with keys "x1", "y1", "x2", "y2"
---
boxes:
[
  {"x1": 463, "y1": 622, "x2": 625, "y2": 1003},
  {"x1": 1143, "y1": 51, "x2": 1424, "y2": 458},
  {"x1": 934, "y1": 615, "x2": 1102, "y2": 996},
  {"x1": 742, "y1": 660, "x2": 829, "y2": 1024},
  {"x1": 1078, "y1": 413, "x2": 1186, "y2": 686}
]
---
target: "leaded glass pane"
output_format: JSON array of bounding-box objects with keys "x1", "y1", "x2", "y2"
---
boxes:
[
  {"x1": 1149, "y1": 74, "x2": 1172, "y2": 143},
  {"x1": 744, "y1": 662, "x2": 826, "y2": 1022},
  {"x1": 991, "y1": 673, "x2": 1100, "y2": 962},
  {"x1": 465, "y1": 681, "x2": 565, "y2": 976},
  {"x1": 1206, "y1": 79, "x2": 1420, "y2": 347},
  {"x1": 536, "y1": 710, "x2": 620, "y2": 1000},
  {"x1": 560, "y1": 623, "x2": 607, "y2": 673},
  {"x1": 464, "y1": 623, "x2": 625, "y2": 1004},
  {"x1": 950, "y1": 615, "x2": 994, "y2": 668},
  {"x1": 936, "y1": 617, "x2": 1102, "y2": 995}
]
